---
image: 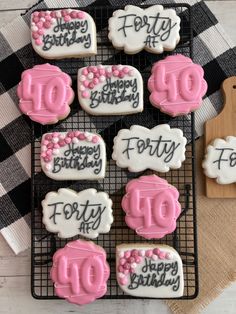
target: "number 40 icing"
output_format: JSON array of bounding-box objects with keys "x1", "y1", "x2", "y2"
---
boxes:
[
  {"x1": 51, "y1": 240, "x2": 110, "y2": 305},
  {"x1": 148, "y1": 54, "x2": 207, "y2": 116},
  {"x1": 122, "y1": 175, "x2": 181, "y2": 239},
  {"x1": 17, "y1": 64, "x2": 74, "y2": 124}
]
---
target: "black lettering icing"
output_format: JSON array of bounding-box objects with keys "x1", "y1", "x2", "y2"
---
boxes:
[
  {"x1": 128, "y1": 258, "x2": 180, "y2": 292},
  {"x1": 48, "y1": 202, "x2": 64, "y2": 224},
  {"x1": 117, "y1": 12, "x2": 178, "y2": 48},
  {"x1": 121, "y1": 136, "x2": 181, "y2": 162},
  {"x1": 42, "y1": 18, "x2": 91, "y2": 51},
  {"x1": 212, "y1": 148, "x2": 234, "y2": 170},
  {"x1": 89, "y1": 78, "x2": 139, "y2": 110},
  {"x1": 52, "y1": 143, "x2": 103, "y2": 175},
  {"x1": 47, "y1": 200, "x2": 106, "y2": 233}
]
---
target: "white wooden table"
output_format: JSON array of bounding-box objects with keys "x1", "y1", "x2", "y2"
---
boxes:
[{"x1": 0, "y1": 1, "x2": 236, "y2": 313}]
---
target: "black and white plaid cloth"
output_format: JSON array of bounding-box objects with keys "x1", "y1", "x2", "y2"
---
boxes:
[{"x1": 0, "y1": 0, "x2": 235, "y2": 254}]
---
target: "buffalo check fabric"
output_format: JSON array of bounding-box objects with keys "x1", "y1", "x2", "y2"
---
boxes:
[{"x1": 0, "y1": 0, "x2": 236, "y2": 254}]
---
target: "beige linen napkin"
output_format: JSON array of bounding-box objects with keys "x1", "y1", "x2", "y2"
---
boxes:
[{"x1": 166, "y1": 138, "x2": 236, "y2": 313}]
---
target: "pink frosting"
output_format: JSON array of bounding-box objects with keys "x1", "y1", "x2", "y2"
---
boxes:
[
  {"x1": 121, "y1": 175, "x2": 181, "y2": 239},
  {"x1": 148, "y1": 54, "x2": 208, "y2": 117},
  {"x1": 17, "y1": 64, "x2": 74, "y2": 124},
  {"x1": 31, "y1": 9, "x2": 86, "y2": 46},
  {"x1": 117, "y1": 247, "x2": 172, "y2": 285},
  {"x1": 50, "y1": 239, "x2": 110, "y2": 305},
  {"x1": 78, "y1": 64, "x2": 134, "y2": 99},
  {"x1": 41, "y1": 131, "x2": 100, "y2": 167}
]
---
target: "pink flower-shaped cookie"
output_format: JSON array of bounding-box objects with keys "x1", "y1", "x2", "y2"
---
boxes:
[
  {"x1": 148, "y1": 54, "x2": 207, "y2": 116},
  {"x1": 17, "y1": 63, "x2": 74, "y2": 124},
  {"x1": 122, "y1": 175, "x2": 181, "y2": 239},
  {"x1": 50, "y1": 239, "x2": 110, "y2": 305}
]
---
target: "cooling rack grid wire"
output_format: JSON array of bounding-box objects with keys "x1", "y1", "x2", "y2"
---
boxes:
[{"x1": 31, "y1": 3, "x2": 198, "y2": 300}]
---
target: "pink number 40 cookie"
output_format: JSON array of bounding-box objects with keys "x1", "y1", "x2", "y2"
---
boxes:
[
  {"x1": 17, "y1": 64, "x2": 74, "y2": 124},
  {"x1": 122, "y1": 175, "x2": 181, "y2": 239},
  {"x1": 148, "y1": 54, "x2": 207, "y2": 116},
  {"x1": 51, "y1": 239, "x2": 110, "y2": 305}
]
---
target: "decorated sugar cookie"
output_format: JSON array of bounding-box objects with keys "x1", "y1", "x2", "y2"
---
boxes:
[
  {"x1": 51, "y1": 239, "x2": 110, "y2": 305},
  {"x1": 42, "y1": 188, "x2": 113, "y2": 238},
  {"x1": 112, "y1": 124, "x2": 187, "y2": 172},
  {"x1": 17, "y1": 64, "x2": 74, "y2": 124},
  {"x1": 202, "y1": 136, "x2": 236, "y2": 184},
  {"x1": 31, "y1": 9, "x2": 97, "y2": 59},
  {"x1": 108, "y1": 5, "x2": 180, "y2": 54},
  {"x1": 77, "y1": 65, "x2": 143, "y2": 115},
  {"x1": 148, "y1": 54, "x2": 208, "y2": 116},
  {"x1": 122, "y1": 175, "x2": 181, "y2": 239},
  {"x1": 41, "y1": 131, "x2": 106, "y2": 180},
  {"x1": 116, "y1": 244, "x2": 184, "y2": 298}
]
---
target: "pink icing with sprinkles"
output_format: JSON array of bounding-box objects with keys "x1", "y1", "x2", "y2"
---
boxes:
[
  {"x1": 41, "y1": 131, "x2": 100, "y2": 166},
  {"x1": 31, "y1": 9, "x2": 86, "y2": 46},
  {"x1": 78, "y1": 65, "x2": 134, "y2": 99},
  {"x1": 117, "y1": 248, "x2": 172, "y2": 286}
]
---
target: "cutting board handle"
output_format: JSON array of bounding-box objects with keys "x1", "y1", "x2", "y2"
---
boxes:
[
  {"x1": 205, "y1": 76, "x2": 236, "y2": 132},
  {"x1": 204, "y1": 76, "x2": 236, "y2": 198},
  {"x1": 221, "y1": 76, "x2": 236, "y2": 116}
]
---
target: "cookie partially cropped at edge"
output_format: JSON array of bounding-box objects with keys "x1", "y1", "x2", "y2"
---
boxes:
[
  {"x1": 78, "y1": 64, "x2": 143, "y2": 115},
  {"x1": 116, "y1": 243, "x2": 184, "y2": 298},
  {"x1": 51, "y1": 239, "x2": 110, "y2": 305},
  {"x1": 202, "y1": 136, "x2": 236, "y2": 184},
  {"x1": 108, "y1": 5, "x2": 180, "y2": 54},
  {"x1": 42, "y1": 188, "x2": 113, "y2": 239},
  {"x1": 148, "y1": 54, "x2": 208, "y2": 116},
  {"x1": 41, "y1": 130, "x2": 106, "y2": 180},
  {"x1": 31, "y1": 9, "x2": 97, "y2": 59}
]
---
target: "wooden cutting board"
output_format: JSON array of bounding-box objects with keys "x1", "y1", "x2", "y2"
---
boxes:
[{"x1": 204, "y1": 76, "x2": 236, "y2": 198}]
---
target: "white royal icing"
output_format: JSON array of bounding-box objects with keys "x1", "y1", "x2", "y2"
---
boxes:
[
  {"x1": 77, "y1": 64, "x2": 143, "y2": 115},
  {"x1": 202, "y1": 136, "x2": 236, "y2": 184},
  {"x1": 108, "y1": 5, "x2": 180, "y2": 54},
  {"x1": 31, "y1": 9, "x2": 97, "y2": 59},
  {"x1": 41, "y1": 131, "x2": 106, "y2": 180},
  {"x1": 42, "y1": 188, "x2": 113, "y2": 239},
  {"x1": 116, "y1": 244, "x2": 184, "y2": 298},
  {"x1": 112, "y1": 124, "x2": 187, "y2": 172}
]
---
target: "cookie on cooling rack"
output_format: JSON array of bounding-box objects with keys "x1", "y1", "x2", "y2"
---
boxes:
[
  {"x1": 112, "y1": 124, "x2": 187, "y2": 173},
  {"x1": 108, "y1": 5, "x2": 180, "y2": 54},
  {"x1": 121, "y1": 175, "x2": 181, "y2": 239},
  {"x1": 42, "y1": 188, "x2": 113, "y2": 238},
  {"x1": 51, "y1": 239, "x2": 110, "y2": 305},
  {"x1": 31, "y1": 9, "x2": 97, "y2": 59},
  {"x1": 77, "y1": 64, "x2": 143, "y2": 115},
  {"x1": 116, "y1": 243, "x2": 184, "y2": 298},
  {"x1": 148, "y1": 54, "x2": 208, "y2": 116},
  {"x1": 40, "y1": 131, "x2": 106, "y2": 180},
  {"x1": 17, "y1": 64, "x2": 74, "y2": 125}
]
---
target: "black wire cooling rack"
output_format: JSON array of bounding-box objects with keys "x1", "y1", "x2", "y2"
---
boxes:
[{"x1": 31, "y1": 2, "x2": 198, "y2": 300}]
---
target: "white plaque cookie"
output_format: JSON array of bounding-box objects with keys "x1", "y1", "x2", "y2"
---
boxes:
[
  {"x1": 112, "y1": 124, "x2": 187, "y2": 172},
  {"x1": 78, "y1": 64, "x2": 143, "y2": 115},
  {"x1": 116, "y1": 244, "x2": 184, "y2": 298},
  {"x1": 202, "y1": 136, "x2": 236, "y2": 184},
  {"x1": 42, "y1": 188, "x2": 113, "y2": 239},
  {"x1": 31, "y1": 9, "x2": 97, "y2": 59},
  {"x1": 108, "y1": 5, "x2": 180, "y2": 54},
  {"x1": 41, "y1": 131, "x2": 106, "y2": 180}
]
